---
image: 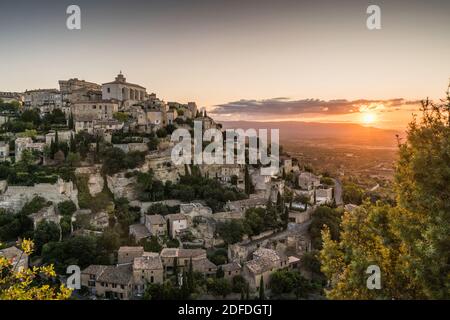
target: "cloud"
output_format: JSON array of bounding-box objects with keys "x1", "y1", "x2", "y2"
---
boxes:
[{"x1": 211, "y1": 97, "x2": 421, "y2": 118}]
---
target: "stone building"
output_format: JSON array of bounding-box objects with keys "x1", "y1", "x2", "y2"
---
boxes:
[
  {"x1": 242, "y1": 248, "x2": 289, "y2": 292},
  {"x1": 144, "y1": 214, "x2": 167, "y2": 237},
  {"x1": 117, "y1": 246, "x2": 144, "y2": 264},
  {"x1": 24, "y1": 89, "x2": 61, "y2": 111},
  {"x1": 166, "y1": 213, "x2": 188, "y2": 238},
  {"x1": 297, "y1": 172, "x2": 321, "y2": 190},
  {"x1": 15, "y1": 137, "x2": 45, "y2": 162},
  {"x1": 71, "y1": 100, "x2": 119, "y2": 121},
  {"x1": 102, "y1": 73, "x2": 147, "y2": 108},
  {"x1": 220, "y1": 262, "x2": 241, "y2": 280},
  {"x1": 160, "y1": 248, "x2": 207, "y2": 273},
  {"x1": 59, "y1": 78, "x2": 101, "y2": 106},
  {"x1": 95, "y1": 264, "x2": 134, "y2": 300},
  {"x1": 29, "y1": 205, "x2": 62, "y2": 230},
  {"x1": 132, "y1": 253, "x2": 164, "y2": 295},
  {"x1": 45, "y1": 130, "x2": 74, "y2": 145}
]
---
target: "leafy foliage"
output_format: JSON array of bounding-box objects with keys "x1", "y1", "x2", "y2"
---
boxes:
[
  {"x1": 0, "y1": 239, "x2": 72, "y2": 300},
  {"x1": 320, "y1": 88, "x2": 450, "y2": 299}
]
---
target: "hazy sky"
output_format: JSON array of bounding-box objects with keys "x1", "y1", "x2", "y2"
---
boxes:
[{"x1": 0, "y1": 0, "x2": 449, "y2": 129}]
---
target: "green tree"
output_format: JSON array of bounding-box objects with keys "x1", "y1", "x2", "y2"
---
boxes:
[
  {"x1": 207, "y1": 278, "x2": 231, "y2": 298},
  {"x1": 34, "y1": 221, "x2": 61, "y2": 254},
  {"x1": 0, "y1": 239, "x2": 72, "y2": 300},
  {"x1": 308, "y1": 206, "x2": 342, "y2": 250},
  {"x1": 258, "y1": 277, "x2": 265, "y2": 300},
  {"x1": 58, "y1": 200, "x2": 77, "y2": 216},
  {"x1": 320, "y1": 89, "x2": 450, "y2": 299},
  {"x1": 342, "y1": 182, "x2": 364, "y2": 205},
  {"x1": 187, "y1": 258, "x2": 194, "y2": 293},
  {"x1": 68, "y1": 113, "x2": 74, "y2": 130},
  {"x1": 215, "y1": 220, "x2": 245, "y2": 244}
]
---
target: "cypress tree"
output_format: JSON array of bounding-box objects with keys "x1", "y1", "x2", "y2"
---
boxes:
[
  {"x1": 187, "y1": 257, "x2": 194, "y2": 293},
  {"x1": 259, "y1": 277, "x2": 265, "y2": 300},
  {"x1": 68, "y1": 112, "x2": 74, "y2": 130}
]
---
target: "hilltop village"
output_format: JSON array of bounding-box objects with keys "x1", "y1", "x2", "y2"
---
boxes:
[{"x1": 0, "y1": 74, "x2": 345, "y2": 300}]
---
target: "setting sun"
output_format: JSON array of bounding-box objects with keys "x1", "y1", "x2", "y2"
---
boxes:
[{"x1": 362, "y1": 112, "x2": 377, "y2": 124}]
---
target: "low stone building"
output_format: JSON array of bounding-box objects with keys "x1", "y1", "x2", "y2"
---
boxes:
[
  {"x1": 95, "y1": 264, "x2": 134, "y2": 300},
  {"x1": 160, "y1": 248, "x2": 207, "y2": 273},
  {"x1": 15, "y1": 137, "x2": 45, "y2": 162},
  {"x1": 117, "y1": 246, "x2": 144, "y2": 264},
  {"x1": 81, "y1": 264, "x2": 107, "y2": 295},
  {"x1": 144, "y1": 214, "x2": 167, "y2": 237},
  {"x1": 129, "y1": 224, "x2": 151, "y2": 243},
  {"x1": 297, "y1": 172, "x2": 321, "y2": 191},
  {"x1": 45, "y1": 130, "x2": 74, "y2": 145},
  {"x1": 225, "y1": 197, "x2": 267, "y2": 214},
  {"x1": 132, "y1": 253, "x2": 164, "y2": 295},
  {"x1": 29, "y1": 205, "x2": 62, "y2": 230},
  {"x1": 166, "y1": 213, "x2": 188, "y2": 239},
  {"x1": 242, "y1": 248, "x2": 289, "y2": 292},
  {"x1": 221, "y1": 262, "x2": 241, "y2": 280},
  {"x1": 316, "y1": 186, "x2": 333, "y2": 204}
]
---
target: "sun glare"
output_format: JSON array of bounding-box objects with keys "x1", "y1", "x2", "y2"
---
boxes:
[{"x1": 362, "y1": 112, "x2": 377, "y2": 124}]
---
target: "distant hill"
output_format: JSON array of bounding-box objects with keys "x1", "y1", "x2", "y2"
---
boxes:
[{"x1": 220, "y1": 121, "x2": 403, "y2": 148}]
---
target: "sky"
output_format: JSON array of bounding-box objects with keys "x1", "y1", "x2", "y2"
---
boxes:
[{"x1": 0, "y1": 0, "x2": 449, "y2": 129}]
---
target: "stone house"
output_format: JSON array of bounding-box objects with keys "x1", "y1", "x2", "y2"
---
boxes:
[
  {"x1": 29, "y1": 205, "x2": 62, "y2": 230},
  {"x1": 242, "y1": 248, "x2": 289, "y2": 292},
  {"x1": 192, "y1": 258, "x2": 217, "y2": 277},
  {"x1": 221, "y1": 262, "x2": 241, "y2": 280},
  {"x1": 45, "y1": 130, "x2": 74, "y2": 145},
  {"x1": 129, "y1": 224, "x2": 151, "y2": 243},
  {"x1": 297, "y1": 172, "x2": 321, "y2": 191},
  {"x1": 316, "y1": 186, "x2": 333, "y2": 204},
  {"x1": 117, "y1": 246, "x2": 144, "y2": 264},
  {"x1": 166, "y1": 213, "x2": 188, "y2": 238},
  {"x1": 95, "y1": 264, "x2": 134, "y2": 300},
  {"x1": 15, "y1": 137, "x2": 45, "y2": 162},
  {"x1": 132, "y1": 253, "x2": 164, "y2": 296},
  {"x1": 71, "y1": 100, "x2": 119, "y2": 121},
  {"x1": 160, "y1": 248, "x2": 207, "y2": 274},
  {"x1": 81, "y1": 264, "x2": 107, "y2": 295},
  {"x1": 144, "y1": 214, "x2": 167, "y2": 237}
]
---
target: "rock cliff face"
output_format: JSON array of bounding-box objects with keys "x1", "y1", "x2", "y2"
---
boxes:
[
  {"x1": 75, "y1": 166, "x2": 104, "y2": 197},
  {"x1": 106, "y1": 173, "x2": 138, "y2": 201},
  {"x1": 88, "y1": 173, "x2": 104, "y2": 196}
]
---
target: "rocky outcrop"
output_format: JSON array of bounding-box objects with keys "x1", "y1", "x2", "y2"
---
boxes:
[
  {"x1": 106, "y1": 173, "x2": 138, "y2": 201},
  {"x1": 75, "y1": 166, "x2": 104, "y2": 197},
  {"x1": 88, "y1": 173, "x2": 104, "y2": 197}
]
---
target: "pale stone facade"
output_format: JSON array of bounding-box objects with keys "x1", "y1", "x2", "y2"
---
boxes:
[
  {"x1": 15, "y1": 137, "x2": 45, "y2": 162},
  {"x1": 45, "y1": 130, "x2": 74, "y2": 145},
  {"x1": 118, "y1": 246, "x2": 144, "y2": 264},
  {"x1": 24, "y1": 89, "x2": 61, "y2": 110},
  {"x1": 102, "y1": 73, "x2": 147, "y2": 108},
  {"x1": 132, "y1": 253, "x2": 164, "y2": 295},
  {"x1": 71, "y1": 100, "x2": 119, "y2": 121}
]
